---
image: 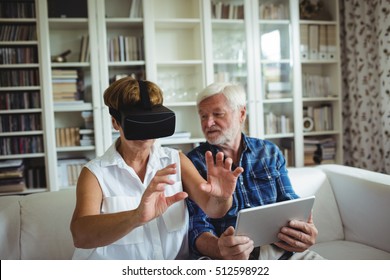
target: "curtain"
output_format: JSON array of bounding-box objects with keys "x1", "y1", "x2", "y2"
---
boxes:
[{"x1": 339, "y1": 0, "x2": 390, "y2": 173}]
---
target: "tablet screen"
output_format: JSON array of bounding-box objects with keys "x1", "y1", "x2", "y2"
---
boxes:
[{"x1": 234, "y1": 196, "x2": 315, "y2": 247}]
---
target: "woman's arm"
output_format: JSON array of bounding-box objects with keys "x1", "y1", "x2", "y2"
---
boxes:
[{"x1": 180, "y1": 151, "x2": 243, "y2": 218}]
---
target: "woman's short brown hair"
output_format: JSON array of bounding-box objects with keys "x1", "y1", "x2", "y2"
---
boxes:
[{"x1": 103, "y1": 77, "x2": 163, "y2": 110}]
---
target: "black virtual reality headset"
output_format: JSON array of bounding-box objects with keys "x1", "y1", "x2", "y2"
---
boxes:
[{"x1": 109, "y1": 80, "x2": 176, "y2": 140}]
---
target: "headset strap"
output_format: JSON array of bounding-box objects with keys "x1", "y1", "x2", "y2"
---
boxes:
[{"x1": 138, "y1": 80, "x2": 152, "y2": 109}]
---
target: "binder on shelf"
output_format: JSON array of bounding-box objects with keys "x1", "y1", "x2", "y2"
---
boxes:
[
  {"x1": 300, "y1": 24, "x2": 309, "y2": 60},
  {"x1": 308, "y1": 24, "x2": 319, "y2": 60},
  {"x1": 318, "y1": 25, "x2": 327, "y2": 60},
  {"x1": 326, "y1": 25, "x2": 337, "y2": 59}
]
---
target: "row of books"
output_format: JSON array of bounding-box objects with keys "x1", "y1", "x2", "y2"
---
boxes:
[
  {"x1": 55, "y1": 127, "x2": 81, "y2": 147},
  {"x1": 0, "y1": 24, "x2": 37, "y2": 41},
  {"x1": 0, "y1": 69, "x2": 39, "y2": 87},
  {"x1": 0, "y1": 47, "x2": 38, "y2": 64},
  {"x1": 264, "y1": 112, "x2": 292, "y2": 135},
  {"x1": 107, "y1": 35, "x2": 144, "y2": 62},
  {"x1": 0, "y1": 1, "x2": 36, "y2": 18},
  {"x1": 57, "y1": 158, "x2": 88, "y2": 188},
  {"x1": 0, "y1": 113, "x2": 42, "y2": 133},
  {"x1": 259, "y1": 2, "x2": 288, "y2": 20},
  {"x1": 212, "y1": 2, "x2": 244, "y2": 19},
  {"x1": 300, "y1": 24, "x2": 337, "y2": 60},
  {"x1": 302, "y1": 73, "x2": 332, "y2": 98},
  {"x1": 0, "y1": 91, "x2": 41, "y2": 110},
  {"x1": 304, "y1": 105, "x2": 333, "y2": 131},
  {"x1": 0, "y1": 136, "x2": 43, "y2": 155}
]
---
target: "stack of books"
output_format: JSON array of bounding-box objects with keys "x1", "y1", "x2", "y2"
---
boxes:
[
  {"x1": 0, "y1": 159, "x2": 26, "y2": 193},
  {"x1": 304, "y1": 137, "x2": 336, "y2": 165},
  {"x1": 51, "y1": 69, "x2": 84, "y2": 105}
]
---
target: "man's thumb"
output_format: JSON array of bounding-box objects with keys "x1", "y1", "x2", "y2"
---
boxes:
[{"x1": 222, "y1": 226, "x2": 235, "y2": 237}]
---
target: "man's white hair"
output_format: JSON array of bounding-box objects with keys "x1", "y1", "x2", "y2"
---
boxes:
[{"x1": 196, "y1": 82, "x2": 246, "y2": 111}]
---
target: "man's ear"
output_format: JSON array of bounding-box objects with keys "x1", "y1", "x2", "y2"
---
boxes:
[{"x1": 240, "y1": 106, "x2": 247, "y2": 123}]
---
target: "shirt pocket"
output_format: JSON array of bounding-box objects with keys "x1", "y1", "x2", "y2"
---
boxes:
[
  {"x1": 102, "y1": 196, "x2": 143, "y2": 245},
  {"x1": 251, "y1": 167, "x2": 281, "y2": 202},
  {"x1": 162, "y1": 182, "x2": 188, "y2": 232}
]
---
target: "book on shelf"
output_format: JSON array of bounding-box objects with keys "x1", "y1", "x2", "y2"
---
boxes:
[
  {"x1": 0, "y1": 179, "x2": 26, "y2": 193},
  {"x1": 78, "y1": 35, "x2": 89, "y2": 62},
  {"x1": 280, "y1": 138, "x2": 295, "y2": 167},
  {"x1": 129, "y1": 0, "x2": 143, "y2": 18}
]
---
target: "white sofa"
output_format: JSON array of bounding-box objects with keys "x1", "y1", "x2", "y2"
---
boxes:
[{"x1": 0, "y1": 164, "x2": 389, "y2": 260}]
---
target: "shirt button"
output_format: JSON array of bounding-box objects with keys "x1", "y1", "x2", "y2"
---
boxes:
[{"x1": 268, "y1": 176, "x2": 271, "y2": 179}]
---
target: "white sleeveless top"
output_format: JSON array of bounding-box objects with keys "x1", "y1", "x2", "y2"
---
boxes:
[{"x1": 72, "y1": 141, "x2": 189, "y2": 260}]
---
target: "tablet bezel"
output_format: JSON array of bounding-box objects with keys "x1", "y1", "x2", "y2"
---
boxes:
[{"x1": 234, "y1": 196, "x2": 315, "y2": 247}]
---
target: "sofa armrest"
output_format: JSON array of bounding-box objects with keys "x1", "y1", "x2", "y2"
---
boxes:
[{"x1": 317, "y1": 165, "x2": 390, "y2": 253}]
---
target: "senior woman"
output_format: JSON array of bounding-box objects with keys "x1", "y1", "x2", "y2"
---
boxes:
[{"x1": 70, "y1": 77, "x2": 243, "y2": 259}]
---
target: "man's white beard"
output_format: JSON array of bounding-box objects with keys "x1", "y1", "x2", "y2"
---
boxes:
[{"x1": 207, "y1": 125, "x2": 238, "y2": 146}]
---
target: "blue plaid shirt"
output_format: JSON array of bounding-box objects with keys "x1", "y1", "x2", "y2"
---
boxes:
[{"x1": 186, "y1": 133, "x2": 299, "y2": 255}]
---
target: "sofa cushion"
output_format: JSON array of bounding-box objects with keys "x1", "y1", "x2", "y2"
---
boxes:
[
  {"x1": 0, "y1": 195, "x2": 21, "y2": 259},
  {"x1": 20, "y1": 189, "x2": 76, "y2": 259},
  {"x1": 318, "y1": 164, "x2": 390, "y2": 254},
  {"x1": 311, "y1": 240, "x2": 390, "y2": 260},
  {"x1": 287, "y1": 167, "x2": 344, "y2": 243}
]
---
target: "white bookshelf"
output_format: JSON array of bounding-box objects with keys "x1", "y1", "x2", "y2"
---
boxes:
[{"x1": 0, "y1": 0, "x2": 343, "y2": 193}]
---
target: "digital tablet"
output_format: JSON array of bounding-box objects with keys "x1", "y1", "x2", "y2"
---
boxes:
[{"x1": 234, "y1": 196, "x2": 315, "y2": 247}]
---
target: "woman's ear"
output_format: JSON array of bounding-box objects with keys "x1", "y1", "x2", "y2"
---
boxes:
[{"x1": 111, "y1": 117, "x2": 120, "y2": 130}]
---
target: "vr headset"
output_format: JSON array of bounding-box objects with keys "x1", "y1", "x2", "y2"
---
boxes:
[{"x1": 109, "y1": 80, "x2": 176, "y2": 140}]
